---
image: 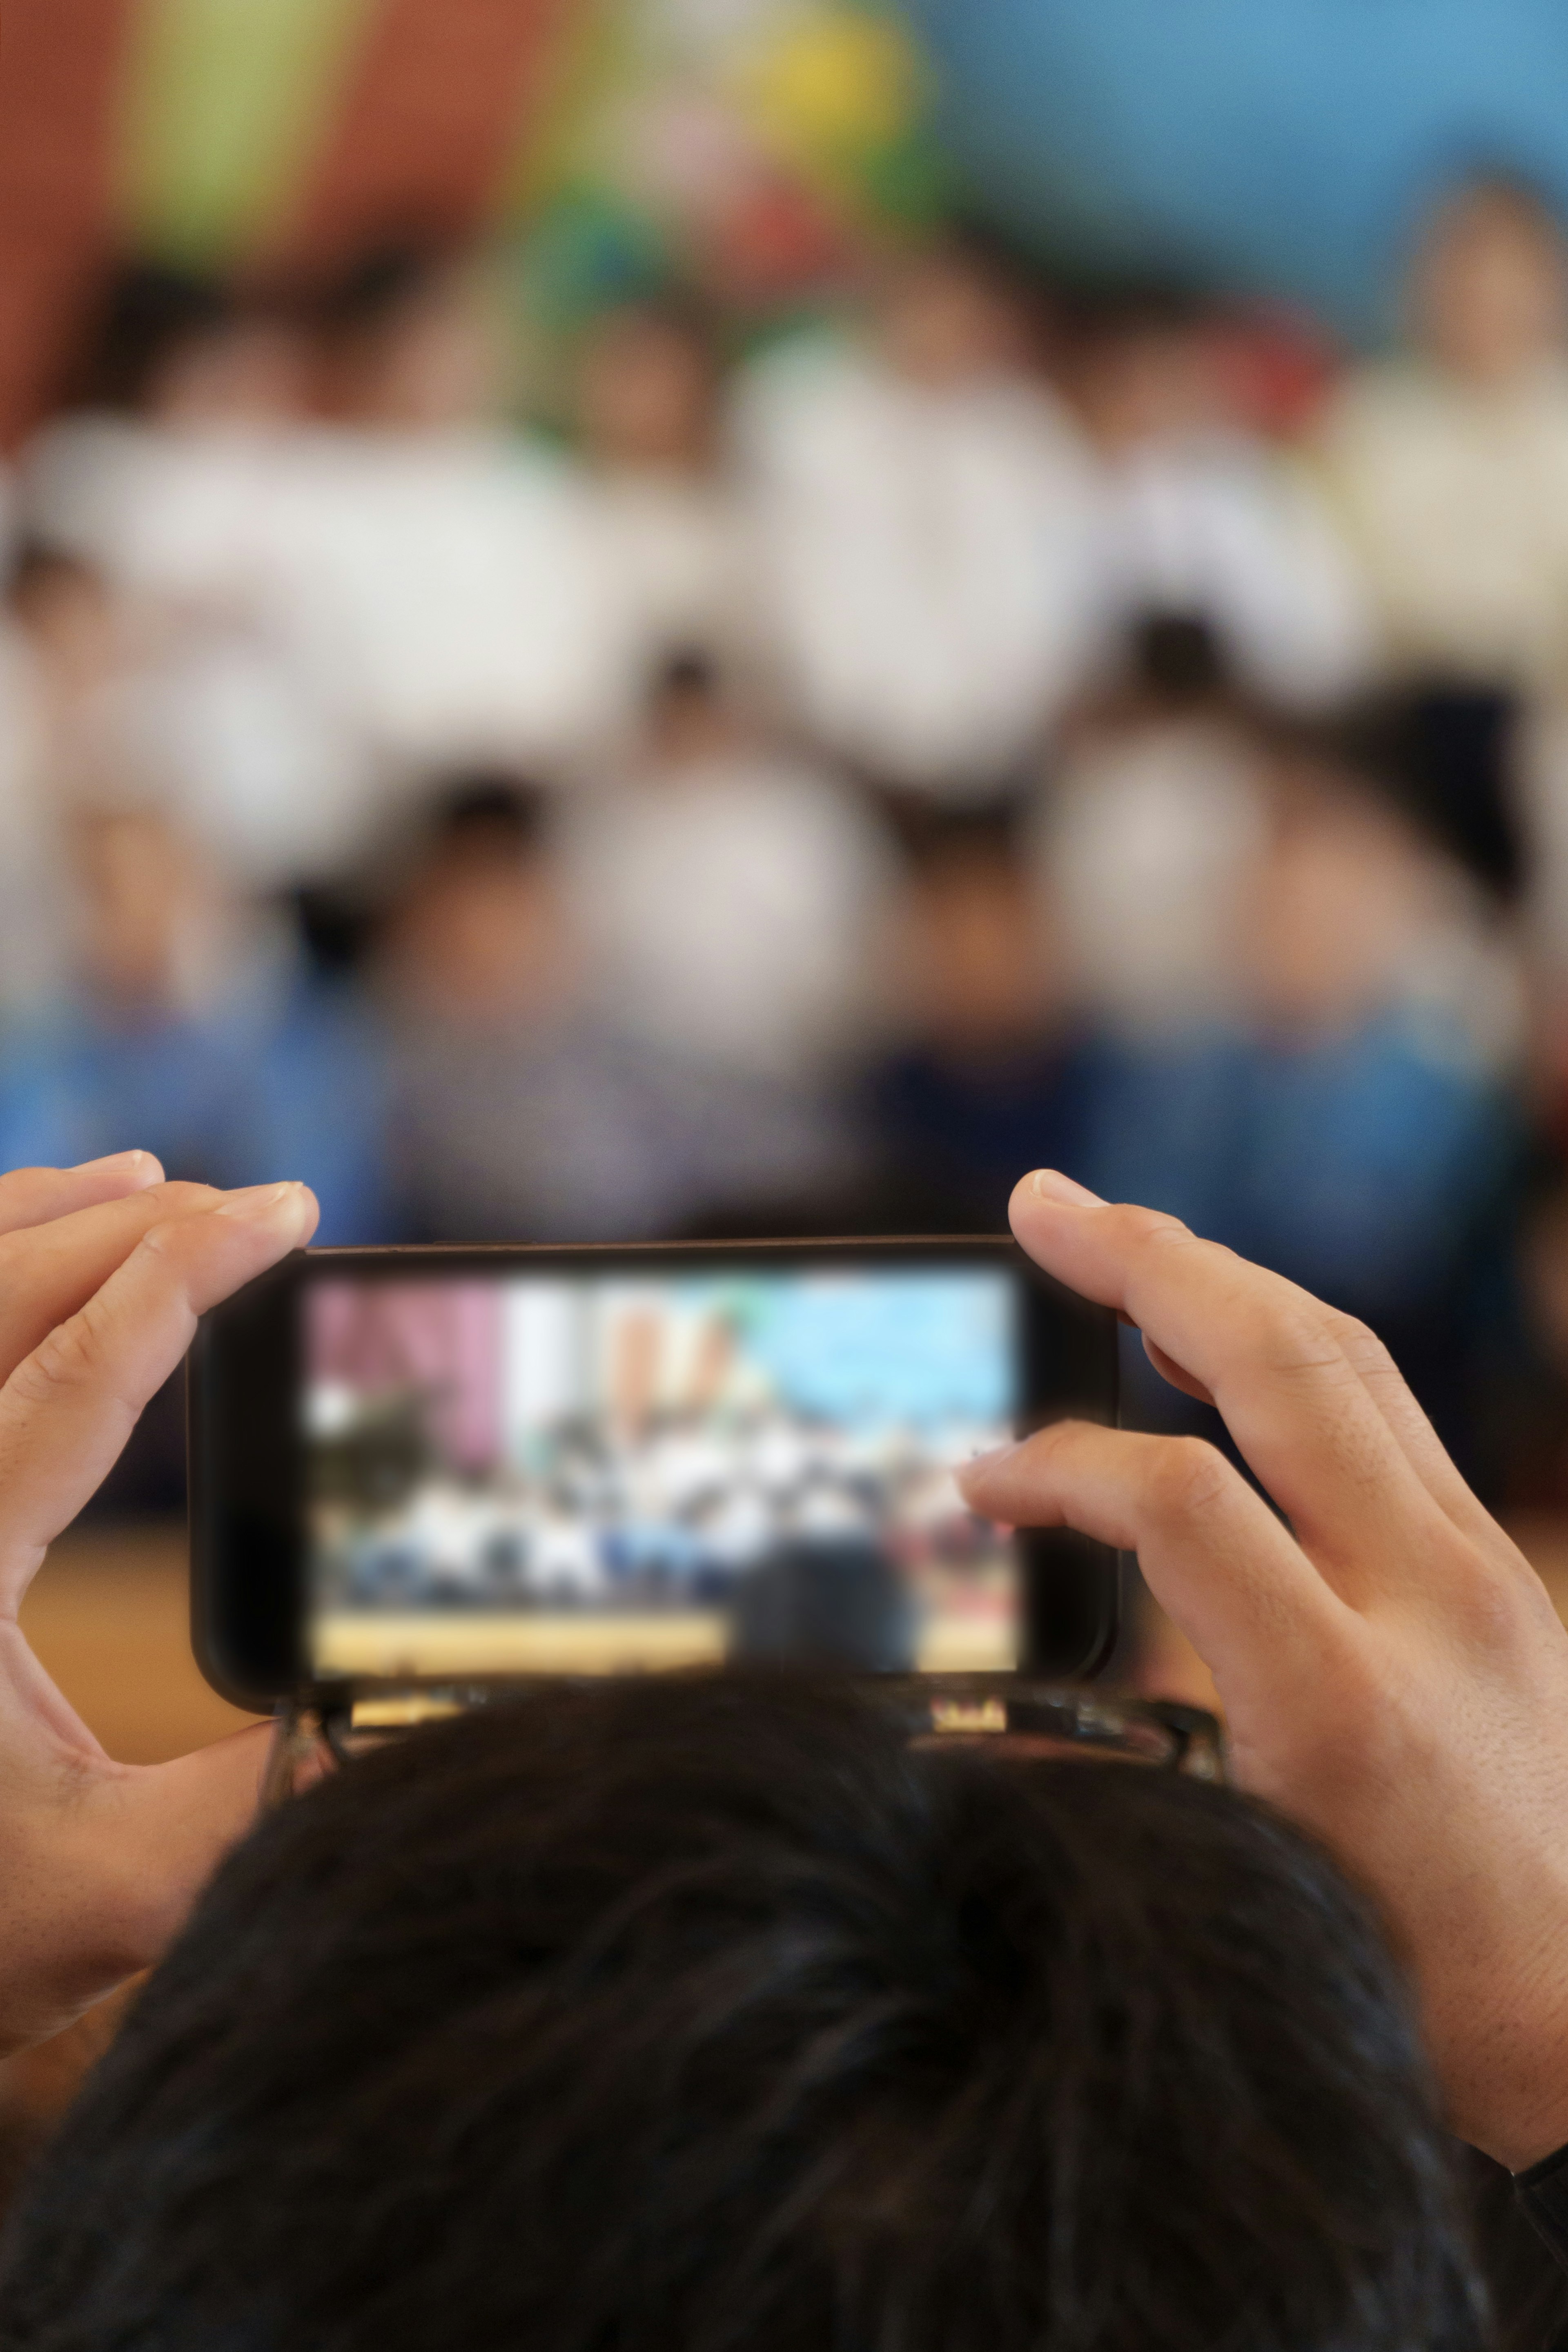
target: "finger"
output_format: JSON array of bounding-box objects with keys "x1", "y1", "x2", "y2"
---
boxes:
[
  {"x1": 0, "y1": 1181, "x2": 225, "y2": 1384},
  {"x1": 4, "y1": 1725, "x2": 275, "y2": 2040},
  {"x1": 1010, "y1": 1172, "x2": 1449, "y2": 1594},
  {"x1": 1144, "y1": 1332, "x2": 1215, "y2": 1404},
  {"x1": 0, "y1": 1153, "x2": 165, "y2": 1240},
  {"x1": 1128, "y1": 1211, "x2": 1508, "y2": 1559},
  {"x1": 960, "y1": 1419, "x2": 1350, "y2": 1709},
  {"x1": 0, "y1": 1182, "x2": 318, "y2": 1611},
  {"x1": 1319, "y1": 1304, "x2": 1519, "y2": 1559}
]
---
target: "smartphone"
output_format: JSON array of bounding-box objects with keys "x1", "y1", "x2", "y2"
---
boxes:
[{"x1": 189, "y1": 1238, "x2": 1119, "y2": 1709}]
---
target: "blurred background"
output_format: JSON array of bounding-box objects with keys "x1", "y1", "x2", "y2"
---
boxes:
[
  {"x1": 15, "y1": 0, "x2": 1568, "y2": 2240},
  {"x1": 10, "y1": 0, "x2": 1568, "y2": 1707}
]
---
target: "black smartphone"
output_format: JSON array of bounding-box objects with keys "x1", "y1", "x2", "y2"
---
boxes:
[{"x1": 189, "y1": 1237, "x2": 1119, "y2": 1709}]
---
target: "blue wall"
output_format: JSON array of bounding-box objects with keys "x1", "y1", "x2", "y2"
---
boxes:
[{"x1": 906, "y1": 0, "x2": 1568, "y2": 337}]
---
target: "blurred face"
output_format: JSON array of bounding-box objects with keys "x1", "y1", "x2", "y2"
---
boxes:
[
  {"x1": 353, "y1": 272, "x2": 501, "y2": 430},
  {"x1": 895, "y1": 853, "x2": 1061, "y2": 1056},
  {"x1": 1239, "y1": 792, "x2": 1426, "y2": 1036},
  {"x1": 1072, "y1": 323, "x2": 1221, "y2": 454},
  {"x1": 13, "y1": 564, "x2": 121, "y2": 691},
  {"x1": 389, "y1": 848, "x2": 573, "y2": 1023},
  {"x1": 878, "y1": 254, "x2": 1025, "y2": 391},
  {"x1": 646, "y1": 678, "x2": 742, "y2": 767},
  {"x1": 147, "y1": 320, "x2": 311, "y2": 429},
  {"x1": 578, "y1": 311, "x2": 717, "y2": 470},
  {"x1": 1414, "y1": 189, "x2": 1567, "y2": 386},
  {"x1": 72, "y1": 811, "x2": 214, "y2": 1014}
]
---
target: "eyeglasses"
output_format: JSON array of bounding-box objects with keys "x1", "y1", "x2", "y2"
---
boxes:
[{"x1": 263, "y1": 1676, "x2": 1223, "y2": 1806}]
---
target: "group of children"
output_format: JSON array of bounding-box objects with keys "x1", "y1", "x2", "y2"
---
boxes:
[{"x1": 4, "y1": 181, "x2": 1568, "y2": 1500}]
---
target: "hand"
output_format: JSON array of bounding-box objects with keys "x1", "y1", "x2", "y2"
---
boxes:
[
  {"x1": 960, "y1": 1168, "x2": 1568, "y2": 2171},
  {"x1": 0, "y1": 1153, "x2": 318, "y2": 2052}
]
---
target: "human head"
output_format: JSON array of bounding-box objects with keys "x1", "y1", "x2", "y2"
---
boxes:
[
  {"x1": 576, "y1": 301, "x2": 720, "y2": 471},
  {"x1": 57, "y1": 262, "x2": 307, "y2": 426},
  {"x1": 0, "y1": 1676, "x2": 1479, "y2": 2351},
  {"x1": 1066, "y1": 287, "x2": 1223, "y2": 455},
  {"x1": 1238, "y1": 744, "x2": 1432, "y2": 1038},
  {"x1": 876, "y1": 240, "x2": 1033, "y2": 391},
  {"x1": 318, "y1": 244, "x2": 501, "y2": 429},
  {"x1": 381, "y1": 776, "x2": 571, "y2": 1021},
  {"x1": 645, "y1": 648, "x2": 744, "y2": 765},
  {"x1": 69, "y1": 806, "x2": 227, "y2": 1018},
  {"x1": 1411, "y1": 179, "x2": 1568, "y2": 387},
  {"x1": 890, "y1": 812, "x2": 1064, "y2": 1058},
  {"x1": 6, "y1": 544, "x2": 120, "y2": 690}
]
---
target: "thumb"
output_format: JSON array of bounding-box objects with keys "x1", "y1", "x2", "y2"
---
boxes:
[{"x1": 90, "y1": 1724, "x2": 276, "y2": 1964}]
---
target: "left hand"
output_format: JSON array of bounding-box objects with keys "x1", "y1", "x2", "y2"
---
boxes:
[{"x1": 0, "y1": 1154, "x2": 318, "y2": 2051}]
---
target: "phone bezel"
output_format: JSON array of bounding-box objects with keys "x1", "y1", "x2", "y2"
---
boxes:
[{"x1": 189, "y1": 1235, "x2": 1120, "y2": 1709}]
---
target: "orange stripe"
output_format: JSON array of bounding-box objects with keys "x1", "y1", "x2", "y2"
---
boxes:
[
  {"x1": 272, "y1": 0, "x2": 577, "y2": 269},
  {"x1": 0, "y1": 0, "x2": 138, "y2": 448}
]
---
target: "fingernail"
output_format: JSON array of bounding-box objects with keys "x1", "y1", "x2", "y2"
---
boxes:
[
  {"x1": 215, "y1": 1180, "x2": 310, "y2": 1231},
  {"x1": 958, "y1": 1438, "x2": 1023, "y2": 1481},
  {"x1": 74, "y1": 1148, "x2": 158, "y2": 1179},
  {"x1": 1030, "y1": 1169, "x2": 1104, "y2": 1207}
]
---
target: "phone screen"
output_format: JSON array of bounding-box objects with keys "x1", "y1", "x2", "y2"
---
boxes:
[{"x1": 303, "y1": 1263, "x2": 1021, "y2": 1680}]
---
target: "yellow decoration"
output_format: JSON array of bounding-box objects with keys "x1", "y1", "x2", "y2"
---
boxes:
[{"x1": 733, "y1": 9, "x2": 924, "y2": 172}]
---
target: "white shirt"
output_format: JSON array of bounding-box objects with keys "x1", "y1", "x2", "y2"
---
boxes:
[
  {"x1": 0, "y1": 626, "x2": 68, "y2": 1013},
  {"x1": 1033, "y1": 717, "x2": 1270, "y2": 1032},
  {"x1": 564, "y1": 747, "x2": 895, "y2": 1076},
  {"x1": 733, "y1": 340, "x2": 1107, "y2": 787},
  {"x1": 251, "y1": 427, "x2": 634, "y2": 772},
  {"x1": 1099, "y1": 430, "x2": 1376, "y2": 707},
  {"x1": 1317, "y1": 359, "x2": 1568, "y2": 692},
  {"x1": 581, "y1": 468, "x2": 763, "y2": 685}
]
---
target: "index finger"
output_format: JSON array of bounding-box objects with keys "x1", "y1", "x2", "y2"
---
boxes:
[
  {"x1": 0, "y1": 1154, "x2": 165, "y2": 1238},
  {"x1": 1009, "y1": 1171, "x2": 1449, "y2": 1590}
]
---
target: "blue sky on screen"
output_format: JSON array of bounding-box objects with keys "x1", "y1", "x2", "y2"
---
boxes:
[{"x1": 676, "y1": 1271, "x2": 1014, "y2": 1430}]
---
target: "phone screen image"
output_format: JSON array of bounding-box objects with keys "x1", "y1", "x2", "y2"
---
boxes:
[{"x1": 304, "y1": 1264, "x2": 1021, "y2": 1681}]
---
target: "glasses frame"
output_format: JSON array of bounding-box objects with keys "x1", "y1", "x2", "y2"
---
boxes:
[{"x1": 261, "y1": 1674, "x2": 1223, "y2": 1805}]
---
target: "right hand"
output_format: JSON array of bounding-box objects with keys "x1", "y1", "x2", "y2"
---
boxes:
[{"x1": 960, "y1": 1168, "x2": 1568, "y2": 2172}]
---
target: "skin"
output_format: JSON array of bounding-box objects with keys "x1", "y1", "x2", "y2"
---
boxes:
[
  {"x1": 960, "y1": 1168, "x2": 1568, "y2": 2172},
  {"x1": 4, "y1": 1149, "x2": 1568, "y2": 2176},
  {"x1": 0, "y1": 1153, "x2": 318, "y2": 2051}
]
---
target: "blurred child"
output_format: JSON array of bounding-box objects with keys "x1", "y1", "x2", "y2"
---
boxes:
[
  {"x1": 382, "y1": 779, "x2": 851, "y2": 1243},
  {"x1": 562, "y1": 653, "x2": 896, "y2": 1082},
  {"x1": 20, "y1": 263, "x2": 309, "y2": 608},
  {"x1": 732, "y1": 240, "x2": 1104, "y2": 789},
  {"x1": 1157, "y1": 780, "x2": 1518, "y2": 1344},
  {"x1": 575, "y1": 301, "x2": 762, "y2": 693},
  {"x1": 0, "y1": 806, "x2": 387, "y2": 1240},
  {"x1": 253, "y1": 246, "x2": 621, "y2": 778},
  {"x1": 1030, "y1": 616, "x2": 1271, "y2": 1035},
  {"x1": 864, "y1": 814, "x2": 1119, "y2": 1226},
  {"x1": 17, "y1": 266, "x2": 369, "y2": 892},
  {"x1": 1318, "y1": 180, "x2": 1568, "y2": 693},
  {"x1": 1067, "y1": 290, "x2": 1373, "y2": 708}
]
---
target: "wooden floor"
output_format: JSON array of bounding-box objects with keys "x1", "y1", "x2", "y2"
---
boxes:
[{"x1": 20, "y1": 1523, "x2": 263, "y2": 1764}]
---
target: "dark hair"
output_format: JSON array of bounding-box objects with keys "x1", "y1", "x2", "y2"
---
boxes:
[
  {"x1": 426, "y1": 772, "x2": 555, "y2": 861},
  {"x1": 0, "y1": 1679, "x2": 1481, "y2": 2352},
  {"x1": 54, "y1": 261, "x2": 233, "y2": 415},
  {"x1": 4, "y1": 541, "x2": 105, "y2": 613},
  {"x1": 652, "y1": 644, "x2": 724, "y2": 704},
  {"x1": 313, "y1": 240, "x2": 459, "y2": 339},
  {"x1": 1279, "y1": 687, "x2": 1524, "y2": 900}
]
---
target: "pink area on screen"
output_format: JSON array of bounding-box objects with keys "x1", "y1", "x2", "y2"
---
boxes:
[{"x1": 310, "y1": 1280, "x2": 503, "y2": 1472}]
